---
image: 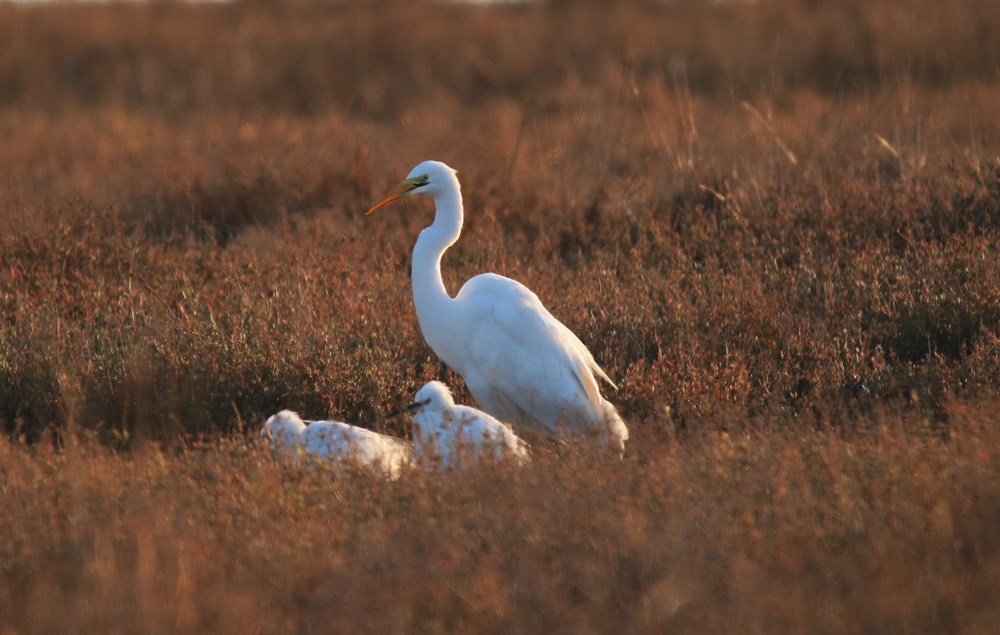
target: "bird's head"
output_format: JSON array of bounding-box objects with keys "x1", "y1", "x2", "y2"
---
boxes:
[
  {"x1": 366, "y1": 160, "x2": 458, "y2": 214},
  {"x1": 261, "y1": 410, "x2": 307, "y2": 448},
  {"x1": 393, "y1": 380, "x2": 456, "y2": 416}
]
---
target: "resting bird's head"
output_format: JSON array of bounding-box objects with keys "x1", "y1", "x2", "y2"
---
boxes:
[
  {"x1": 406, "y1": 381, "x2": 456, "y2": 414},
  {"x1": 261, "y1": 410, "x2": 307, "y2": 449},
  {"x1": 366, "y1": 161, "x2": 458, "y2": 214}
]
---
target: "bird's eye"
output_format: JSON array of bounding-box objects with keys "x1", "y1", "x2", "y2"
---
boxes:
[
  {"x1": 422, "y1": 398, "x2": 433, "y2": 406},
  {"x1": 414, "y1": 175, "x2": 430, "y2": 188}
]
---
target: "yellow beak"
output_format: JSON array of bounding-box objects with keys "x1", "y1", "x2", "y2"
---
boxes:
[{"x1": 366, "y1": 179, "x2": 419, "y2": 215}]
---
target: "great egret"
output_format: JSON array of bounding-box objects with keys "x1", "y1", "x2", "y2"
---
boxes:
[
  {"x1": 260, "y1": 410, "x2": 411, "y2": 478},
  {"x1": 401, "y1": 381, "x2": 530, "y2": 469},
  {"x1": 368, "y1": 160, "x2": 628, "y2": 453}
]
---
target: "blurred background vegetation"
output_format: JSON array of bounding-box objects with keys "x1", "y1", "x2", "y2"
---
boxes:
[{"x1": 1, "y1": 0, "x2": 999, "y2": 442}]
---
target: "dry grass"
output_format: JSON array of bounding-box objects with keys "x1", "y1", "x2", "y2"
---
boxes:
[
  {"x1": 2, "y1": 410, "x2": 1000, "y2": 633},
  {"x1": 1, "y1": 0, "x2": 1000, "y2": 632}
]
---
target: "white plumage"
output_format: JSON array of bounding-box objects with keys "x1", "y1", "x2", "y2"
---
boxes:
[
  {"x1": 406, "y1": 381, "x2": 530, "y2": 469},
  {"x1": 368, "y1": 161, "x2": 628, "y2": 453},
  {"x1": 260, "y1": 410, "x2": 410, "y2": 478}
]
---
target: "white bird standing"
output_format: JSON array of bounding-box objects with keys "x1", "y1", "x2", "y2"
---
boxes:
[
  {"x1": 260, "y1": 410, "x2": 411, "y2": 478},
  {"x1": 368, "y1": 161, "x2": 628, "y2": 453},
  {"x1": 402, "y1": 381, "x2": 530, "y2": 469}
]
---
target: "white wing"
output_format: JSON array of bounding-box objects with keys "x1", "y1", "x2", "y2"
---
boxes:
[
  {"x1": 452, "y1": 273, "x2": 619, "y2": 441},
  {"x1": 302, "y1": 421, "x2": 411, "y2": 477},
  {"x1": 453, "y1": 404, "x2": 531, "y2": 464}
]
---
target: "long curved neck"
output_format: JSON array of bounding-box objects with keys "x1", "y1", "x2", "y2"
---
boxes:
[{"x1": 412, "y1": 181, "x2": 463, "y2": 347}]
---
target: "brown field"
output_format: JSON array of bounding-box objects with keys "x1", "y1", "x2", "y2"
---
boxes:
[{"x1": 1, "y1": 0, "x2": 1000, "y2": 632}]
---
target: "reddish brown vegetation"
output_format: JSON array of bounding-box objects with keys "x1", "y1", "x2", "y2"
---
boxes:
[{"x1": 1, "y1": 0, "x2": 999, "y2": 632}]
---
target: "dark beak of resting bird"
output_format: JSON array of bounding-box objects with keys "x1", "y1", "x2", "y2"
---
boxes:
[
  {"x1": 367, "y1": 178, "x2": 421, "y2": 214},
  {"x1": 387, "y1": 400, "x2": 427, "y2": 418}
]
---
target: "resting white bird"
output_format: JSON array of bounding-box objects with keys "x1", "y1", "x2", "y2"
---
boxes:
[
  {"x1": 368, "y1": 161, "x2": 628, "y2": 453},
  {"x1": 401, "y1": 381, "x2": 529, "y2": 469},
  {"x1": 260, "y1": 410, "x2": 411, "y2": 478}
]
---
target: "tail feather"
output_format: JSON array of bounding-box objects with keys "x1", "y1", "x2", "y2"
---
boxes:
[{"x1": 602, "y1": 400, "x2": 629, "y2": 455}]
